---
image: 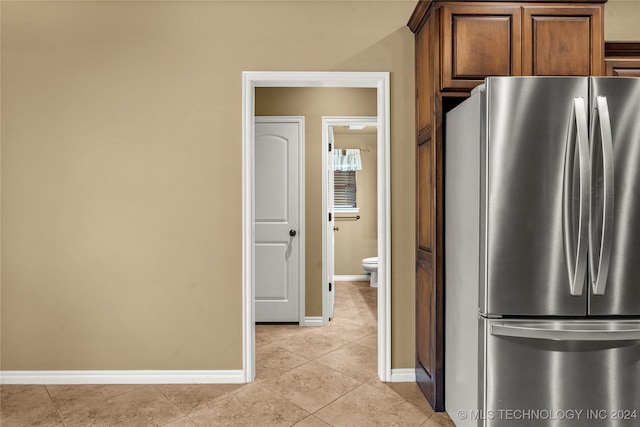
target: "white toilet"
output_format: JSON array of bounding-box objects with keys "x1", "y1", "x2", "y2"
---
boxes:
[{"x1": 362, "y1": 257, "x2": 378, "y2": 288}]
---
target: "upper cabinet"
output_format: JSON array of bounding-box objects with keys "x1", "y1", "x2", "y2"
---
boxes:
[
  {"x1": 439, "y1": 2, "x2": 605, "y2": 92},
  {"x1": 522, "y1": 5, "x2": 603, "y2": 76},
  {"x1": 441, "y1": 5, "x2": 522, "y2": 91}
]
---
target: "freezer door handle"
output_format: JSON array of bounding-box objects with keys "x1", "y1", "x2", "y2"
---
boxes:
[
  {"x1": 491, "y1": 323, "x2": 640, "y2": 341},
  {"x1": 562, "y1": 97, "x2": 590, "y2": 296},
  {"x1": 589, "y1": 96, "x2": 615, "y2": 296}
]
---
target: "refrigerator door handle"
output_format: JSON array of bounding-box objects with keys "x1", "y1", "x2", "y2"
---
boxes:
[
  {"x1": 589, "y1": 96, "x2": 615, "y2": 296},
  {"x1": 491, "y1": 323, "x2": 640, "y2": 341},
  {"x1": 562, "y1": 97, "x2": 590, "y2": 296}
]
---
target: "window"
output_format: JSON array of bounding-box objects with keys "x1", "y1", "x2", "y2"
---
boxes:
[
  {"x1": 333, "y1": 148, "x2": 361, "y2": 212},
  {"x1": 334, "y1": 170, "x2": 357, "y2": 210}
]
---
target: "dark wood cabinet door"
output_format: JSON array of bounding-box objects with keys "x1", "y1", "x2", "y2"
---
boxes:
[
  {"x1": 416, "y1": 136, "x2": 443, "y2": 411},
  {"x1": 416, "y1": 249, "x2": 440, "y2": 409},
  {"x1": 441, "y1": 5, "x2": 521, "y2": 91},
  {"x1": 605, "y1": 59, "x2": 640, "y2": 77},
  {"x1": 522, "y1": 5, "x2": 604, "y2": 76},
  {"x1": 416, "y1": 24, "x2": 433, "y2": 135}
]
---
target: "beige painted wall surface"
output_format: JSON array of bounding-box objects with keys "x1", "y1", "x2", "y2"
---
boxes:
[
  {"x1": 334, "y1": 132, "x2": 378, "y2": 276},
  {"x1": 255, "y1": 88, "x2": 377, "y2": 317},
  {"x1": 605, "y1": 0, "x2": 640, "y2": 41},
  {"x1": 1, "y1": 1, "x2": 417, "y2": 370}
]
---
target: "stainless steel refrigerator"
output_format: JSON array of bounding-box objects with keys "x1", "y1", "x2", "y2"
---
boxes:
[{"x1": 445, "y1": 76, "x2": 640, "y2": 427}]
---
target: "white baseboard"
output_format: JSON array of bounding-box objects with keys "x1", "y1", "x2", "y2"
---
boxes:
[
  {"x1": 0, "y1": 370, "x2": 246, "y2": 385},
  {"x1": 389, "y1": 369, "x2": 416, "y2": 382},
  {"x1": 334, "y1": 275, "x2": 370, "y2": 282},
  {"x1": 303, "y1": 316, "x2": 324, "y2": 326}
]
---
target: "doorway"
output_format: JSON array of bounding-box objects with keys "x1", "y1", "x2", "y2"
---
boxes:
[
  {"x1": 322, "y1": 116, "x2": 378, "y2": 322},
  {"x1": 242, "y1": 71, "x2": 391, "y2": 382}
]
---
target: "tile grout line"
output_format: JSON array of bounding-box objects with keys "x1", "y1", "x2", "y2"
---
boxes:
[
  {"x1": 258, "y1": 359, "x2": 363, "y2": 412},
  {"x1": 309, "y1": 382, "x2": 371, "y2": 423},
  {"x1": 103, "y1": 384, "x2": 149, "y2": 403},
  {"x1": 248, "y1": 383, "x2": 313, "y2": 426},
  {"x1": 151, "y1": 384, "x2": 195, "y2": 426},
  {"x1": 44, "y1": 385, "x2": 68, "y2": 427},
  {"x1": 269, "y1": 333, "x2": 355, "y2": 362},
  {"x1": 363, "y1": 379, "x2": 437, "y2": 419},
  {"x1": 254, "y1": 342, "x2": 313, "y2": 382}
]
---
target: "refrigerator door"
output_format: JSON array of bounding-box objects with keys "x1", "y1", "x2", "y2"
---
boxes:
[
  {"x1": 482, "y1": 77, "x2": 589, "y2": 316},
  {"x1": 589, "y1": 77, "x2": 640, "y2": 316},
  {"x1": 480, "y1": 318, "x2": 640, "y2": 427}
]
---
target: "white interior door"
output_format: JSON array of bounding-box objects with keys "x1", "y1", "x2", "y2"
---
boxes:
[
  {"x1": 255, "y1": 118, "x2": 302, "y2": 322},
  {"x1": 327, "y1": 127, "x2": 336, "y2": 319}
]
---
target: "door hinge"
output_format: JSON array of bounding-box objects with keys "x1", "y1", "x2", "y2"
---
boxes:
[
  {"x1": 329, "y1": 212, "x2": 332, "y2": 221},
  {"x1": 329, "y1": 282, "x2": 333, "y2": 292},
  {"x1": 328, "y1": 143, "x2": 332, "y2": 151}
]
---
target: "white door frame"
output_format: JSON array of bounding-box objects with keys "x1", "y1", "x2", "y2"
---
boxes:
[
  {"x1": 254, "y1": 116, "x2": 305, "y2": 323},
  {"x1": 321, "y1": 116, "x2": 378, "y2": 323},
  {"x1": 242, "y1": 71, "x2": 391, "y2": 382}
]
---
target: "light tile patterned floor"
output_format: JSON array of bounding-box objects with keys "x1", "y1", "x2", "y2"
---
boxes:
[{"x1": 0, "y1": 281, "x2": 454, "y2": 426}]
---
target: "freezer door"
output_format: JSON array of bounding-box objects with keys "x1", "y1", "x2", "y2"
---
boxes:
[
  {"x1": 480, "y1": 318, "x2": 640, "y2": 427},
  {"x1": 482, "y1": 77, "x2": 589, "y2": 316},
  {"x1": 589, "y1": 77, "x2": 640, "y2": 316}
]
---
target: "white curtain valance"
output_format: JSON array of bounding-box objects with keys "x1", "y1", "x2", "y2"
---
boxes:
[{"x1": 334, "y1": 149, "x2": 362, "y2": 171}]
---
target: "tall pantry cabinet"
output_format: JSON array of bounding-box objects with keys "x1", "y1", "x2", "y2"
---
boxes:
[{"x1": 408, "y1": 0, "x2": 605, "y2": 411}]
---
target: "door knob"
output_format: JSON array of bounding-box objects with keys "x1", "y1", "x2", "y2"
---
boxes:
[
  {"x1": 333, "y1": 227, "x2": 339, "y2": 231},
  {"x1": 289, "y1": 229, "x2": 297, "y2": 237}
]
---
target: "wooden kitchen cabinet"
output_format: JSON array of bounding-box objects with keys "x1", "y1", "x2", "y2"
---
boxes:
[
  {"x1": 522, "y1": 5, "x2": 604, "y2": 76},
  {"x1": 441, "y1": 4, "x2": 521, "y2": 91},
  {"x1": 438, "y1": 2, "x2": 604, "y2": 92},
  {"x1": 411, "y1": 5, "x2": 444, "y2": 410},
  {"x1": 605, "y1": 42, "x2": 640, "y2": 77},
  {"x1": 408, "y1": 0, "x2": 605, "y2": 412}
]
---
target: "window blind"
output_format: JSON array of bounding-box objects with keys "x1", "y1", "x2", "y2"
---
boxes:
[{"x1": 334, "y1": 170, "x2": 357, "y2": 208}]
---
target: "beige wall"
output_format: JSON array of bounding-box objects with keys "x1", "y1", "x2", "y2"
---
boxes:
[
  {"x1": 605, "y1": 0, "x2": 640, "y2": 41},
  {"x1": 1, "y1": 1, "x2": 418, "y2": 370},
  {"x1": 334, "y1": 132, "x2": 378, "y2": 276},
  {"x1": 255, "y1": 87, "x2": 377, "y2": 316}
]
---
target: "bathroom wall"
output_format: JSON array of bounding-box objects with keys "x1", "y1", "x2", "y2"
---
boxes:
[
  {"x1": 333, "y1": 130, "x2": 378, "y2": 276},
  {"x1": 255, "y1": 87, "x2": 377, "y2": 316}
]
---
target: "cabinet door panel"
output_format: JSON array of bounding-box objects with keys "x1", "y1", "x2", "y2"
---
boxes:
[
  {"x1": 418, "y1": 141, "x2": 433, "y2": 252},
  {"x1": 605, "y1": 59, "x2": 640, "y2": 77},
  {"x1": 416, "y1": 25, "x2": 433, "y2": 135},
  {"x1": 522, "y1": 6, "x2": 604, "y2": 76},
  {"x1": 416, "y1": 258, "x2": 434, "y2": 373},
  {"x1": 441, "y1": 5, "x2": 521, "y2": 91},
  {"x1": 416, "y1": 252, "x2": 438, "y2": 407}
]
